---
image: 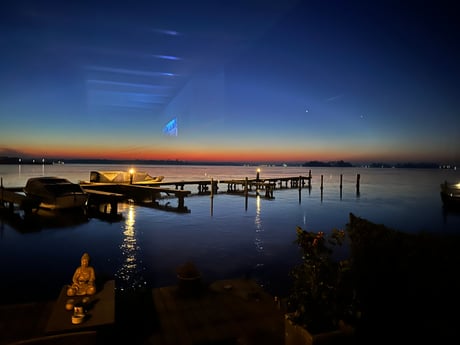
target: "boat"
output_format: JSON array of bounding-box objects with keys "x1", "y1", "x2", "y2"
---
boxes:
[
  {"x1": 24, "y1": 177, "x2": 89, "y2": 210},
  {"x1": 440, "y1": 181, "x2": 460, "y2": 207},
  {"x1": 89, "y1": 170, "x2": 164, "y2": 184}
]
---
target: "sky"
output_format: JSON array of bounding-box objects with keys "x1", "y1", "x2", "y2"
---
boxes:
[{"x1": 1, "y1": 0, "x2": 459, "y2": 165}]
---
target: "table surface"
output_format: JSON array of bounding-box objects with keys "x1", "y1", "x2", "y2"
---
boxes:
[
  {"x1": 151, "y1": 278, "x2": 285, "y2": 345},
  {"x1": 45, "y1": 279, "x2": 115, "y2": 334}
]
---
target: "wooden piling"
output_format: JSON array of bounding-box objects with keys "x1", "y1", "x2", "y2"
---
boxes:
[{"x1": 356, "y1": 173, "x2": 360, "y2": 194}]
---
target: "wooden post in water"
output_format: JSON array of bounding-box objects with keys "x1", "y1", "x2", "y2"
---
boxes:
[
  {"x1": 210, "y1": 178, "x2": 214, "y2": 216},
  {"x1": 245, "y1": 177, "x2": 248, "y2": 210},
  {"x1": 308, "y1": 170, "x2": 312, "y2": 188},
  {"x1": 356, "y1": 173, "x2": 360, "y2": 195},
  {"x1": 320, "y1": 175, "x2": 324, "y2": 190},
  {"x1": 340, "y1": 174, "x2": 343, "y2": 200}
]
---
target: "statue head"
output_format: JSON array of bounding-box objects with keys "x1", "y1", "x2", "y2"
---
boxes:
[{"x1": 81, "y1": 252, "x2": 90, "y2": 265}]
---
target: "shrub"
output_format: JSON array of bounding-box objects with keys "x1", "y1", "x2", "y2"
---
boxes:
[{"x1": 287, "y1": 226, "x2": 358, "y2": 334}]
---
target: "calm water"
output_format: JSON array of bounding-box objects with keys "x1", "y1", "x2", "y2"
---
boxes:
[{"x1": 1, "y1": 164, "x2": 459, "y2": 304}]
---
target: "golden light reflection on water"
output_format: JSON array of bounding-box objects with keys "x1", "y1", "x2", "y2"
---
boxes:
[
  {"x1": 254, "y1": 195, "x2": 264, "y2": 254},
  {"x1": 116, "y1": 203, "x2": 146, "y2": 291}
]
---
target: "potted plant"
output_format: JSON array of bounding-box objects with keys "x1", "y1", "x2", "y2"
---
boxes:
[{"x1": 285, "y1": 226, "x2": 359, "y2": 345}]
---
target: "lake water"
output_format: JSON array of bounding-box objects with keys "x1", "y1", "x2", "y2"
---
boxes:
[{"x1": 1, "y1": 164, "x2": 459, "y2": 305}]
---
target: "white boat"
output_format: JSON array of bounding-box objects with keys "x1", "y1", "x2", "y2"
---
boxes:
[
  {"x1": 24, "y1": 177, "x2": 88, "y2": 210},
  {"x1": 440, "y1": 181, "x2": 460, "y2": 207},
  {"x1": 89, "y1": 170, "x2": 164, "y2": 184}
]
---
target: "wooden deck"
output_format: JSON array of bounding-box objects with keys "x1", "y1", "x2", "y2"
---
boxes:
[
  {"x1": 0, "y1": 278, "x2": 285, "y2": 345},
  {"x1": 150, "y1": 278, "x2": 285, "y2": 345}
]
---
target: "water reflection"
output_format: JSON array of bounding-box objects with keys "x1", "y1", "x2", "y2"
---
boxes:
[
  {"x1": 0, "y1": 208, "x2": 88, "y2": 233},
  {"x1": 115, "y1": 203, "x2": 146, "y2": 291},
  {"x1": 254, "y1": 195, "x2": 264, "y2": 268},
  {"x1": 254, "y1": 195, "x2": 264, "y2": 254}
]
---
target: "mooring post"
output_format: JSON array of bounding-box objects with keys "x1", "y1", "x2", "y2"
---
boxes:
[
  {"x1": 356, "y1": 173, "x2": 360, "y2": 194},
  {"x1": 110, "y1": 201, "x2": 118, "y2": 215},
  {"x1": 320, "y1": 175, "x2": 324, "y2": 190},
  {"x1": 210, "y1": 179, "x2": 214, "y2": 216},
  {"x1": 308, "y1": 170, "x2": 312, "y2": 188},
  {"x1": 340, "y1": 174, "x2": 343, "y2": 189},
  {"x1": 245, "y1": 177, "x2": 249, "y2": 211},
  {"x1": 178, "y1": 196, "x2": 185, "y2": 209}
]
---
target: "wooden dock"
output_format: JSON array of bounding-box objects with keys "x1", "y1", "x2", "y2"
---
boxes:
[
  {"x1": 129, "y1": 175, "x2": 312, "y2": 194},
  {"x1": 80, "y1": 182, "x2": 192, "y2": 213},
  {"x1": 1, "y1": 174, "x2": 313, "y2": 216},
  {"x1": 1, "y1": 171, "x2": 364, "y2": 217}
]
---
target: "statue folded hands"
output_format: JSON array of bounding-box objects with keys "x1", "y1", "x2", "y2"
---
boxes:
[{"x1": 66, "y1": 252, "x2": 96, "y2": 296}]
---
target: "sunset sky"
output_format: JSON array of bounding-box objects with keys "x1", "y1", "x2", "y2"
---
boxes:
[{"x1": 1, "y1": 0, "x2": 459, "y2": 164}]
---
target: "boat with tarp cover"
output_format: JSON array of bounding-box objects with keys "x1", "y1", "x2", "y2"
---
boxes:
[
  {"x1": 89, "y1": 170, "x2": 164, "y2": 184},
  {"x1": 24, "y1": 177, "x2": 88, "y2": 210}
]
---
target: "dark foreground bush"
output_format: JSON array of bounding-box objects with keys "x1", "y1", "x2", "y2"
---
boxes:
[{"x1": 347, "y1": 213, "x2": 460, "y2": 345}]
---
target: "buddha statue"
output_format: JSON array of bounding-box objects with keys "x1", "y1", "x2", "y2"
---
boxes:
[{"x1": 66, "y1": 252, "x2": 96, "y2": 296}]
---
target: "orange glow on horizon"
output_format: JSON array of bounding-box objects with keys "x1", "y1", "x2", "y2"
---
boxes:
[{"x1": 7, "y1": 144, "x2": 449, "y2": 165}]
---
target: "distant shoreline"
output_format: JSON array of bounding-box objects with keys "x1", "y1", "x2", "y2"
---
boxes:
[{"x1": 0, "y1": 156, "x2": 454, "y2": 169}]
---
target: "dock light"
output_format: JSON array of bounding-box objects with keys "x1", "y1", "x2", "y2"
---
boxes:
[
  {"x1": 256, "y1": 168, "x2": 260, "y2": 181},
  {"x1": 129, "y1": 168, "x2": 135, "y2": 184}
]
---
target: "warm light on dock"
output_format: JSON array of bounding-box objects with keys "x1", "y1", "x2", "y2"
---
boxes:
[{"x1": 129, "y1": 168, "x2": 135, "y2": 184}]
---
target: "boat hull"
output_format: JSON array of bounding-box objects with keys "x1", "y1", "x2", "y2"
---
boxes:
[
  {"x1": 440, "y1": 182, "x2": 460, "y2": 208},
  {"x1": 38, "y1": 194, "x2": 88, "y2": 210}
]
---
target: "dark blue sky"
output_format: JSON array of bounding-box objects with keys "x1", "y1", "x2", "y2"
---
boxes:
[{"x1": 1, "y1": 0, "x2": 459, "y2": 164}]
